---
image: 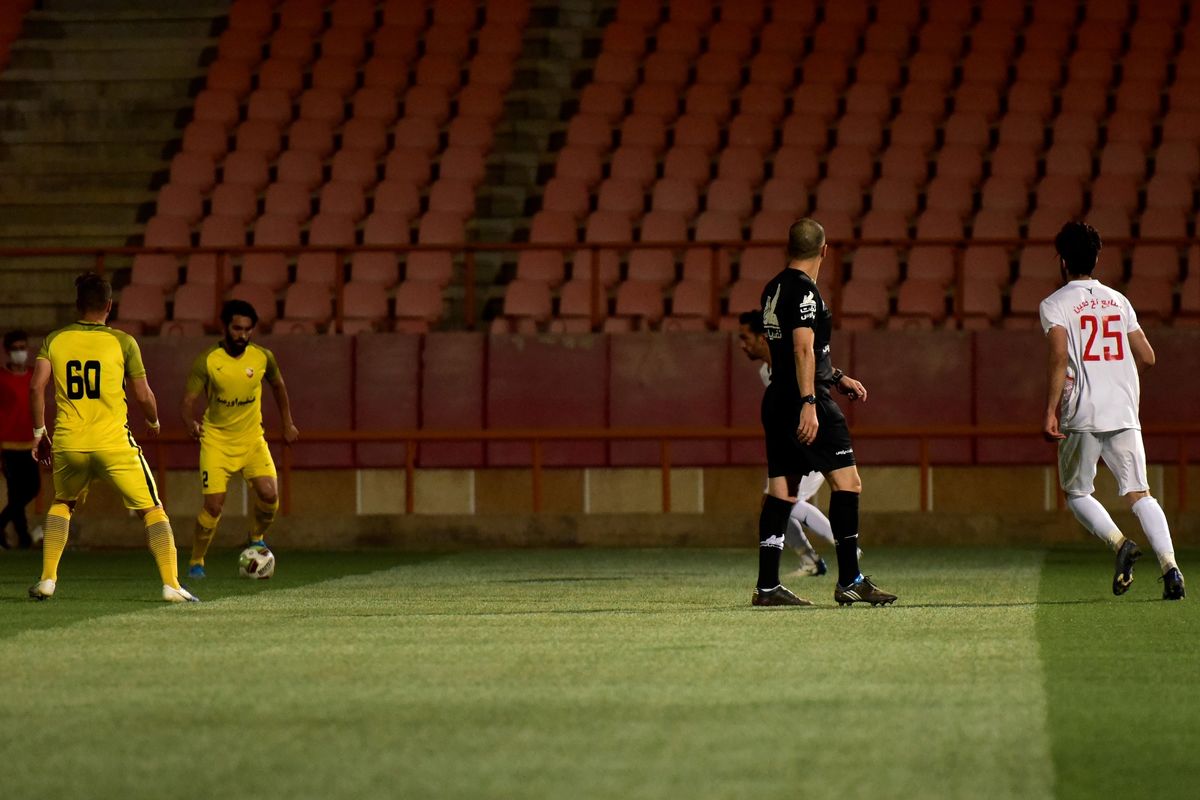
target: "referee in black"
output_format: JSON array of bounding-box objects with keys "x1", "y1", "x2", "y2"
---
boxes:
[{"x1": 752, "y1": 218, "x2": 897, "y2": 607}]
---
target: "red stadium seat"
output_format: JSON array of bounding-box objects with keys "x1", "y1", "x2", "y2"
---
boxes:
[
  {"x1": 840, "y1": 280, "x2": 890, "y2": 330},
  {"x1": 1130, "y1": 244, "x2": 1182, "y2": 281},
  {"x1": 851, "y1": 247, "x2": 901, "y2": 286},
  {"x1": 907, "y1": 246, "x2": 956, "y2": 286},
  {"x1": 194, "y1": 89, "x2": 240, "y2": 130},
  {"x1": 963, "y1": 246, "x2": 1011, "y2": 287},
  {"x1": 210, "y1": 183, "x2": 257, "y2": 223},
  {"x1": 144, "y1": 215, "x2": 192, "y2": 248},
  {"x1": 394, "y1": 281, "x2": 446, "y2": 328},
  {"x1": 222, "y1": 151, "x2": 270, "y2": 190},
  {"x1": 1122, "y1": 277, "x2": 1175, "y2": 324},
  {"x1": 182, "y1": 121, "x2": 229, "y2": 158},
  {"x1": 915, "y1": 209, "x2": 965, "y2": 241},
  {"x1": 234, "y1": 120, "x2": 284, "y2": 159},
  {"x1": 960, "y1": 278, "x2": 1003, "y2": 329},
  {"x1": 130, "y1": 255, "x2": 181, "y2": 293},
  {"x1": 156, "y1": 184, "x2": 203, "y2": 223},
  {"x1": 362, "y1": 210, "x2": 412, "y2": 245},
  {"x1": 350, "y1": 252, "x2": 400, "y2": 288}
]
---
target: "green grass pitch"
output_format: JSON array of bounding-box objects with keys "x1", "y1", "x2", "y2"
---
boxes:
[{"x1": 0, "y1": 546, "x2": 1196, "y2": 800}]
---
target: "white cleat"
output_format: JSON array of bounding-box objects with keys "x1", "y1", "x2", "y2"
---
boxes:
[
  {"x1": 163, "y1": 584, "x2": 201, "y2": 603},
  {"x1": 28, "y1": 579, "x2": 55, "y2": 600}
]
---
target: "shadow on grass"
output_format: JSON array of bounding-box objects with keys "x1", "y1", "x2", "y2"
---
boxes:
[{"x1": 0, "y1": 550, "x2": 444, "y2": 641}]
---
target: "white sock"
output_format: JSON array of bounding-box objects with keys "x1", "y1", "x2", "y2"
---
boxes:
[
  {"x1": 1131, "y1": 497, "x2": 1177, "y2": 573},
  {"x1": 1066, "y1": 494, "x2": 1125, "y2": 552},
  {"x1": 784, "y1": 516, "x2": 816, "y2": 557},
  {"x1": 792, "y1": 500, "x2": 835, "y2": 546}
]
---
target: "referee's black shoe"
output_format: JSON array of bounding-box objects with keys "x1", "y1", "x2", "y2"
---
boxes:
[
  {"x1": 1113, "y1": 539, "x2": 1141, "y2": 596},
  {"x1": 752, "y1": 585, "x2": 813, "y2": 607},
  {"x1": 834, "y1": 575, "x2": 897, "y2": 607},
  {"x1": 1161, "y1": 568, "x2": 1186, "y2": 601}
]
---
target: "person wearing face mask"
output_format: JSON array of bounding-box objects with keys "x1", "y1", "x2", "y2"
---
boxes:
[{"x1": 0, "y1": 329, "x2": 40, "y2": 548}]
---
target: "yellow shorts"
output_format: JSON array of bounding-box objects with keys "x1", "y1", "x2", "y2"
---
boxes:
[
  {"x1": 53, "y1": 444, "x2": 160, "y2": 511},
  {"x1": 199, "y1": 436, "x2": 276, "y2": 495}
]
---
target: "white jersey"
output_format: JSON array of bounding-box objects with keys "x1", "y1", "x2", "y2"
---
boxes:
[{"x1": 1039, "y1": 279, "x2": 1141, "y2": 432}]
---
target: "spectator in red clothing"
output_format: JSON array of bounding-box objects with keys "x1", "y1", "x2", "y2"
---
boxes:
[{"x1": 0, "y1": 330, "x2": 40, "y2": 548}]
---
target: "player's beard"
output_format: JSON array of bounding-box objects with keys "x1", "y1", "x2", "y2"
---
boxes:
[{"x1": 225, "y1": 337, "x2": 249, "y2": 356}]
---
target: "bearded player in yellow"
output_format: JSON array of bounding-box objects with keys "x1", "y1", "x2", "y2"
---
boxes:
[
  {"x1": 181, "y1": 300, "x2": 298, "y2": 579},
  {"x1": 29, "y1": 274, "x2": 198, "y2": 602}
]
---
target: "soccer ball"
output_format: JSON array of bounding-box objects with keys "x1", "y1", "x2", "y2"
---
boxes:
[{"x1": 238, "y1": 546, "x2": 275, "y2": 580}]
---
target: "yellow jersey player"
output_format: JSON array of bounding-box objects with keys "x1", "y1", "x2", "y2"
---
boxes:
[
  {"x1": 29, "y1": 274, "x2": 198, "y2": 602},
  {"x1": 181, "y1": 300, "x2": 298, "y2": 578}
]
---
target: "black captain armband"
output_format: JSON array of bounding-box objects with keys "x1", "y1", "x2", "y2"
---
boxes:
[{"x1": 831, "y1": 368, "x2": 846, "y2": 383}]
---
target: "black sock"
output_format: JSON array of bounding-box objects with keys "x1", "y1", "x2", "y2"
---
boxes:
[
  {"x1": 757, "y1": 495, "x2": 793, "y2": 590},
  {"x1": 829, "y1": 491, "x2": 862, "y2": 587}
]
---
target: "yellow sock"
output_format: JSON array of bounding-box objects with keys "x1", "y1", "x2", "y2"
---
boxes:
[
  {"x1": 40, "y1": 503, "x2": 71, "y2": 582},
  {"x1": 190, "y1": 508, "x2": 220, "y2": 566},
  {"x1": 249, "y1": 495, "x2": 278, "y2": 543},
  {"x1": 144, "y1": 508, "x2": 180, "y2": 590}
]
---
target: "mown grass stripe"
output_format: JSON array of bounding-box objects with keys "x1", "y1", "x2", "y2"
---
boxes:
[{"x1": 1036, "y1": 546, "x2": 1200, "y2": 799}]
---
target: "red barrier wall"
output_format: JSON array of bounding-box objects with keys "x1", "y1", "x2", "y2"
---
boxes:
[
  {"x1": 355, "y1": 334, "x2": 420, "y2": 467},
  {"x1": 421, "y1": 332, "x2": 485, "y2": 466},
  {"x1": 728, "y1": 336, "x2": 767, "y2": 465},
  {"x1": 850, "y1": 331, "x2": 973, "y2": 464},
  {"x1": 974, "y1": 329, "x2": 1054, "y2": 465},
  {"x1": 486, "y1": 334, "x2": 608, "y2": 465},
  {"x1": 609, "y1": 333, "x2": 730, "y2": 465},
  {"x1": 121, "y1": 328, "x2": 1193, "y2": 472}
]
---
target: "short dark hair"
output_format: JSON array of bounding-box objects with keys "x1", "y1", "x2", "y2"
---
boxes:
[
  {"x1": 787, "y1": 218, "x2": 826, "y2": 261},
  {"x1": 738, "y1": 310, "x2": 764, "y2": 334},
  {"x1": 221, "y1": 299, "x2": 259, "y2": 327},
  {"x1": 76, "y1": 273, "x2": 112, "y2": 313},
  {"x1": 1054, "y1": 221, "x2": 1102, "y2": 277},
  {"x1": 3, "y1": 329, "x2": 27, "y2": 349}
]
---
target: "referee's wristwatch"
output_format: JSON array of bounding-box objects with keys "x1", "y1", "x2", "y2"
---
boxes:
[{"x1": 799, "y1": 394, "x2": 817, "y2": 406}]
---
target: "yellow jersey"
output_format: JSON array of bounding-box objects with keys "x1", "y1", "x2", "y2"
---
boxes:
[
  {"x1": 186, "y1": 342, "x2": 279, "y2": 446},
  {"x1": 37, "y1": 321, "x2": 147, "y2": 452}
]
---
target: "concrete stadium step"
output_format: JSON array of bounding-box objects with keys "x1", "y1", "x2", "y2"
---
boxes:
[
  {"x1": 0, "y1": 77, "x2": 196, "y2": 103},
  {"x1": 0, "y1": 172, "x2": 157, "y2": 193},
  {"x1": 0, "y1": 203, "x2": 141, "y2": 227},
  {"x1": 7, "y1": 44, "x2": 208, "y2": 74},
  {"x1": 0, "y1": 188, "x2": 154, "y2": 206},
  {"x1": 476, "y1": 0, "x2": 605, "y2": 277},
  {"x1": 0, "y1": 141, "x2": 170, "y2": 163},
  {"x1": 20, "y1": 9, "x2": 223, "y2": 41},
  {"x1": 0, "y1": 230, "x2": 135, "y2": 247},
  {"x1": 0, "y1": 118, "x2": 180, "y2": 144}
]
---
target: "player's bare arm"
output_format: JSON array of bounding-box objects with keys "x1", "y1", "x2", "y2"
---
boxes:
[
  {"x1": 129, "y1": 376, "x2": 161, "y2": 437},
  {"x1": 1129, "y1": 329, "x2": 1155, "y2": 372},
  {"x1": 269, "y1": 372, "x2": 300, "y2": 444},
  {"x1": 180, "y1": 389, "x2": 204, "y2": 440},
  {"x1": 29, "y1": 356, "x2": 52, "y2": 466},
  {"x1": 833, "y1": 369, "x2": 868, "y2": 403},
  {"x1": 793, "y1": 326, "x2": 818, "y2": 445},
  {"x1": 1043, "y1": 326, "x2": 1069, "y2": 441}
]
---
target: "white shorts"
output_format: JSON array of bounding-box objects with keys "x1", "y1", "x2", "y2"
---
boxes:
[
  {"x1": 762, "y1": 471, "x2": 825, "y2": 502},
  {"x1": 1058, "y1": 428, "x2": 1149, "y2": 497}
]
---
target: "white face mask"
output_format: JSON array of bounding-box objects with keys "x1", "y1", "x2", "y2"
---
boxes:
[{"x1": 9, "y1": 350, "x2": 27, "y2": 365}]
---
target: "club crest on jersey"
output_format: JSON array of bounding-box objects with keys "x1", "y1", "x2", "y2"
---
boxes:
[
  {"x1": 763, "y1": 285, "x2": 782, "y2": 340},
  {"x1": 245, "y1": 368, "x2": 255, "y2": 379},
  {"x1": 798, "y1": 291, "x2": 817, "y2": 322}
]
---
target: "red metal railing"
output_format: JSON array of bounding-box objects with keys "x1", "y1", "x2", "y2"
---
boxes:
[
  {"x1": 7, "y1": 235, "x2": 1196, "y2": 332},
  {"x1": 142, "y1": 423, "x2": 1200, "y2": 515}
]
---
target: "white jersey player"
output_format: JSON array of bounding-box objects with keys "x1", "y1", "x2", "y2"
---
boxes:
[
  {"x1": 738, "y1": 312, "x2": 843, "y2": 577},
  {"x1": 1040, "y1": 222, "x2": 1184, "y2": 600}
]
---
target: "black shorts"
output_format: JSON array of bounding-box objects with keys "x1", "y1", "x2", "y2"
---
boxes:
[{"x1": 761, "y1": 386, "x2": 856, "y2": 478}]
